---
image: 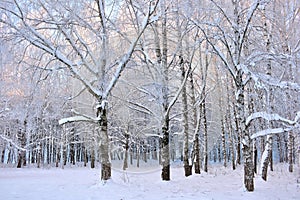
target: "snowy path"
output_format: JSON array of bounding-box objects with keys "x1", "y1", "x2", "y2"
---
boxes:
[{"x1": 0, "y1": 164, "x2": 299, "y2": 200}]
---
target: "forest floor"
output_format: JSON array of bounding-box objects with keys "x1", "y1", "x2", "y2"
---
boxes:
[{"x1": 0, "y1": 161, "x2": 299, "y2": 200}]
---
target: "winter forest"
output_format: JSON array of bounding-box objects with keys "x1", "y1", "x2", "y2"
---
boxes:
[{"x1": 0, "y1": 0, "x2": 299, "y2": 199}]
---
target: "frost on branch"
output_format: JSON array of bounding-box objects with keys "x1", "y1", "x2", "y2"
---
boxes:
[
  {"x1": 248, "y1": 112, "x2": 300, "y2": 139},
  {"x1": 59, "y1": 116, "x2": 96, "y2": 125},
  {"x1": 0, "y1": 135, "x2": 27, "y2": 151},
  {"x1": 250, "y1": 128, "x2": 293, "y2": 140}
]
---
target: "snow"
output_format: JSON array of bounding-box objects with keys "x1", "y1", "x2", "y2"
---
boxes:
[{"x1": 0, "y1": 162, "x2": 299, "y2": 200}]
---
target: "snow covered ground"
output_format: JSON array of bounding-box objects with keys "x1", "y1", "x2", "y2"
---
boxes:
[{"x1": 0, "y1": 162, "x2": 299, "y2": 200}]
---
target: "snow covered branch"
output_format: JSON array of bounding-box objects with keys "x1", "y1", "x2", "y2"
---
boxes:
[
  {"x1": 250, "y1": 127, "x2": 293, "y2": 139},
  {"x1": 103, "y1": 9, "x2": 153, "y2": 99},
  {"x1": 58, "y1": 116, "x2": 98, "y2": 125},
  {"x1": 246, "y1": 111, "x2": 300, "y2": 126},
  {"x1": 0, "y1": 135, "x2": 27, "y2": 151},
  {"x1": 240, "y1": 62, "x2": 300, "y2": 91},
  {"x1": 165, "y1": 65, "x2": 192, "y2": 119}
]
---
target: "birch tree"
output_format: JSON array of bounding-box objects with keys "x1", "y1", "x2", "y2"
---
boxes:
[
  {"x1": 0, "y1": 0, "x2": 159, "y2": 180},
  {"x1": 188, "y1": 0, "x2": 268, "y2": 191}
]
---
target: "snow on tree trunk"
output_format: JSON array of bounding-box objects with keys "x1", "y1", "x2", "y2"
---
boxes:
[
  {"x1": 189, "y1": 72, "x2": 200, "y2": 174},
  {"x1": 261, "y1": 135, "x2": 272, "y2": 181},
  {"x1": 193, "y1": 135, "x2": 201, "y2": 174}
]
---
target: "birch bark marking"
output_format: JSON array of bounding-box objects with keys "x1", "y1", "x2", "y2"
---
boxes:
[
  {"x1": 161, "y1": 0, "x2": 170, "y2": 181},
  {"x1": 236, "y1": 71, "x2": 254, "y2": 191},
  {"x1": 260, "y1": 6, "x2": 273, "y2": 181},
  {"x1": 188, "y1": 42, "x2": 200, "y2": 174},
  {"x1": 97, "y1": 99, "x2": 111, "y2": 180},
  {"x1": 202, "y1": 41, "x2": 209, "y2": 173}
]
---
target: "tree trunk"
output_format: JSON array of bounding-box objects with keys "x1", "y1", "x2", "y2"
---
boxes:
[
  {"x1": 226, "y1": 78, "x2": 236, "y2": 170},
  {"x1": 193, "y1": 135, "x2": 201, "y2": 174},
  {"x1": 70, "y1": 143, "x2": 75, "y2": 165},
  {"x1": 288, "y1": 132, "x2": 294, "y2": 172},
  {"x1": 55, "y1": 144, "x2": 59, "y2": 168},
  {"x1": 91, "y1": 148, "x2": 95, "y2": 169},
  {"x1": 261, "y1": 135, "x2": 272, "y2": 181},
  {"x1": 236, "y1": 74, "x2": 254, "y2": 192},
  {"x1": 37, "y1": 143, "x2": 41, "y2": 168},
  {"x1": 192, "y1": 100, "x2": 201, "y2": 174},
  {"x1": 221, "y1": 117, "x2": 227, "y2": 168},
  {"x1": 253, "y1": 139, "x2": 257, "y2": 174},
  {"x1": 276, "y1": 134, "x2": 284, "y2": 163},
  {"x1": 130, "y1": 147, "x2": 133, "y2": 165},
  {"x1": 218, "y1": 142, "x2": 221, "y2": 163},
  {"x1": 137, "y1": 143, "x2": 140, "y2": 168},
  {"x1": 97, "y1": 100, "x2": 111, "y2": 181},
  {"x1": 202, "y1": 97, "x2": 208, "y2": 172},
  {"x1": 181, "y1": 63, "x2": 191, "y2": 176},
  {"x1": 17, "y1": 121, "x2": 27, "y2": 168},
  {"x1": 161, "y1": 120, "x2": 170, "y2": 181},
  {"x1": 233, "y1": 104, "x2": 241, "y2": 165},
  {"x1": 123, "y1": 133, "x2": 129, "y2": 170},
  {"x1": 227, "y1": 113, "x2": 236, "y2": 171}
]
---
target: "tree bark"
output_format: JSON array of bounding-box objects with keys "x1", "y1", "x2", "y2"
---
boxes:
[
  {"x1": 161, "y1": 119, "x2": 170, "y2": 180},
  {"x1": 202, "y1": 93, "x2": 208, "y2": 172},
  {"x1": 261, "y1": 135, "x2": 272, "y2": 181},
  {"x1": 288, "y1": 132, "x2": 294, "y2": 172},
  {"x1": 123, "y1": 133, "x2": 129, "y2": 170},
  {"x1": 236, "y1": 72, "x2": 254, "y2": 191},
  {"x1": 97, "y1": 100, "x2": 111, "y2": 180}
]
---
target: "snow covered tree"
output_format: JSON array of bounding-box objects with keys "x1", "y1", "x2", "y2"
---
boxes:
[
  {"x1": 0, "y1": 0, "x2": 159, "y2": 180},
  {"x1": 188, "y1": 0, "x2": 270, "y2": 191}
]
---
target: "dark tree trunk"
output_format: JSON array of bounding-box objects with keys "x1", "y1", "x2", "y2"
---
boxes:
[
  {"x1": 70, "y1": 143, "x2": 75, "y2": 165},
  {"x1": 253, "y1": 139, "x2": 257, "y2": 174},
  {"x1": 123, "y1": 133, "x2": 129, "y2": 170},
  {"x1": 161, "y1": 121, "x2": 170, "y2": 181},
  {"x1": 288, "y1": 132, "x2": 294, "y2": 172},
  {"x1": 91, "y1": 148, "x2": 95, "y2": 169},
  {"x1": 55, "y1": 145, "x2": 59, "y2": 168},
  {"x1": 202, "y1": 98, "x2": 208, "y2": 172},
  {"x1": 194, "y1": 135, "x2": 201, "y2": 174},
  {"x1": 17, "y1": 150, "x2": 23, "y2": 168}
]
